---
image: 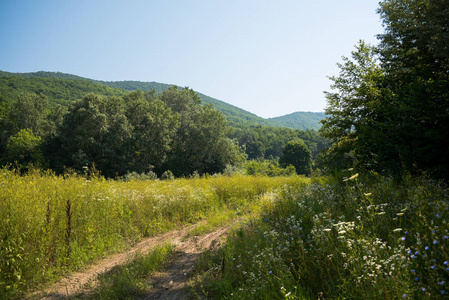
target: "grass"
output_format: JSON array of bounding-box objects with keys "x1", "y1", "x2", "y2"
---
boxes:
[
  {"x1": 0, "y1": 167, "x2": 309, "y2": 299},
  {"x1": 72, "y1": 243, "x2": 174, "y2": 300},
  {"x1": 194, "y1": 172, "x2": 449, "y2": 299}
]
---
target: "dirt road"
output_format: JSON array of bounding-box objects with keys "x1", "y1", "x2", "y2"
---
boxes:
[{"x1": 31, "y1": 223, "x2": 228, "y2": 300}]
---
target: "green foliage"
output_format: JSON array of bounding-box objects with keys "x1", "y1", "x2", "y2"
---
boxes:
[
  {"x1": 0, "y1": 170, "x2": 304, "y2": 298},
  {"x1": 56, "y1": 94, "x2": 134, "y2": 177},
  {"x1": 197, "y1": 173, "x2": 449, "y2": 299},
  {"x1": 321, "y1": 0, "x2": 449, "y2": 179},
  {"x1": 269, "y1": 111, "x2": 326, "y2": 131},
  {"x1": 244, "y1": 160, "x2": 296, "y2": 177},
  {"x1": 279, "y1": 139, "x2": 312, "y2": 175},
  {"x1": 0, "y1": 75, "x2": 126, "y2": 107},
  {"x1": 6, "y1": 129, "x2": 44, "y2": 169},
  {"x1": 9, "y1": 92, "x2": 49, "y2": 137}
]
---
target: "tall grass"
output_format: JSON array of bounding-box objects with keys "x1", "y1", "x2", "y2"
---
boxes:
[
  {"x1": 0, "y1": 167, "x2": 309, "y2": 299},
  {"x1": 196, "y1": 172, "x2": 449, "y2": 299}
]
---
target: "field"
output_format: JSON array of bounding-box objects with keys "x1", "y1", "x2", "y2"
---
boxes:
[
  {"x1": 0, "y1": 168, "x2": 309, "y2": 299},
  {"x1": 1, "y1": 168, "x2": 448, "y2": 299}
]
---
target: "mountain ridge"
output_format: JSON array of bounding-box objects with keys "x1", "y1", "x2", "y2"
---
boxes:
[{"x1": 0, "y1": 70, "x2": 325, "y2": 130}]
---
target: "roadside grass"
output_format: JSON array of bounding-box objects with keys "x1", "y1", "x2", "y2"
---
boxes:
[
  {"x1": 0, "y1": 167, "x2": 309, "y2": 299},
  {"x1": 194, "y1": 173, "x2": 449, "y2": 299}
]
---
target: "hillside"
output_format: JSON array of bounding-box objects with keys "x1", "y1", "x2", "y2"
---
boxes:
[
  {"x1": 0, "y1": 70, "x2": 324, "y2": 130},
  {"x1": 269, "y1": 111, "x2": 325, "y2": 131}
]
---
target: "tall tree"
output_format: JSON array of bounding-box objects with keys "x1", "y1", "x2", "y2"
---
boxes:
[
  {"x1": 9, "y1": 92, "x2": 49, "y2": 137},
  {"x1": 57, "y1": 94, "x2": 133, "y2": 177},
  {"x1": 125, "y1": 90, "x2": 180, "y2": 173},
  {"x1": 321, "y1": 0, "x2": 449, "y2": 178},
  {"x1": 279, "y1": 139, "x2": 312, "y2": 175},
  {"x1": 377, "y1": 0, "x2": 449, "y2": 178}
]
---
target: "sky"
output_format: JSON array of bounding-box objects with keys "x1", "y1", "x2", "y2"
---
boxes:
[{"x1": 0, "y1": 0, "x2": 384, "y2": 118}]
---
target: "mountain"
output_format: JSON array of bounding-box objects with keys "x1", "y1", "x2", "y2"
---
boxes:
[
  {"x1": 0, "y1": 70, "x2": 325, "y2": 130},
  {"x1": 269, "y1": 112, "x2": 325, "y2": 131}
]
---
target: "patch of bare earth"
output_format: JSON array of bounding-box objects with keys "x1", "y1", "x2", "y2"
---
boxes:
[{"x1": 30, "y1": 223, "x2": 228, "y2": 300}]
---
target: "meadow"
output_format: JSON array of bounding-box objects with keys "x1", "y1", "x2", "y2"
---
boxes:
[
  {"x1": 194, "y1": 172, "x2": 449, "y2": 299},
  {"x1": 0, "y1": 167, "x2": 308, "y2": 299},
  {"x1": 1, "y1": 168, "x2": 448, "y2": 299}
]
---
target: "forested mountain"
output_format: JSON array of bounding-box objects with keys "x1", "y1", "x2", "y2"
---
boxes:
[
  {"x1": 0, "y1": 70, "x2": 323, "y2": 130},
  {"x1": 269, "y1": 112, "x2": 325, "y2": 131}
]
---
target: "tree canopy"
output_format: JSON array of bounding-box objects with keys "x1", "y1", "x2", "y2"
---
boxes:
[{"x1": 320, "y1": 0, "x2": 449, "y2": 179}]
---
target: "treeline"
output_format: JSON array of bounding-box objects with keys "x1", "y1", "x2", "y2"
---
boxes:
[
  {"x1": 0, "y1": 86, "x2": 327, "y2": 178},
  {"x1": 0, "y1": 87, "x2": 248, "y2": 178},
  {"x1": 320, "y1": 0, "x2": 449, "y2": 180}
]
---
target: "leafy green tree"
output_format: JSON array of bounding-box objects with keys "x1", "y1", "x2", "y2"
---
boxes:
[
  {"x1": 320, "y1": 41, "x2": 386, "y2": 172},
  {"x1": 9, "y1": 92, "x2": 49, "y2": 137},
  {"x1": 160, "y1": 87, "x2": 245, "y2": 176},
  {"x1": 125, "y1": 90, "x2": 180, "y2": 173},
  {"x1": 279, "y1": 139, "x2": 312, "y2": 175},
  {"x1": 321, "y1": 0, "x2": 449, "y2": 179},
  {"x1": 6, "y1": 128, "x2": 44, "y2": 169},
  {"x1": 57, "y1": 94, "x2": 133, "y2": 177},
  {"x1": 376, "y1": 0, "x2": 449, "y2": 178}
]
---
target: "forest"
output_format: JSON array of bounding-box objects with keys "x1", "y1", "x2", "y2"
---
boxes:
[
  {"x1": 1, "y1": 0, "x2": 449, "y2": 299},
  {"x1": 0, "y1": 74, "x2": 328, "y2": 178}
]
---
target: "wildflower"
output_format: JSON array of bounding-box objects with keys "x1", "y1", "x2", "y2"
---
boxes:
[
  {"x1": 431, "y1": 265, "x2": 435, "y2": 270},
  {"x1": 425, "y1": 246, "x2": 429, "y2": 250},
  {"x1": 402, "y1": 294, "x2": 407, "y2": 298},
  {"x1": 441, "y1": 290, "x2": 446, "y2": 295},
  {"x1": 438, "y1": 281, "x2": 445, "y2": 286},
  {"x1": 434, "y1": 240, "x2": 438, "y2": 244},
  {"x1": 401, "y1": 237, "x2": 406, "y2": 241},
  {"x1": 348, "y1": 173, "x2": 359, "y2": 180},
  {"x1": 444, "y1": 261, "x2": 448, "y2": 265},
  {"x1": 436, "y1": 214, "x2": 440, "y2": 218},
  {"x1": 405, "y1": 231, "x2": 408, "y2": 234},
  {"x1": 415, "y1": 277, "x2": 419, "y2": 281},
  {"x1": 411, "y1": 269, "x2": 416, "y2": 273},
  {"x1": 415, "y1": 251, "x2": 419, "y2": 255},
  {"x1": 421, "y1": 287, "x2": 426, "y2": 291},
  {"x1": 269, "y1": 270, "x2": 272, "y2": 274}
]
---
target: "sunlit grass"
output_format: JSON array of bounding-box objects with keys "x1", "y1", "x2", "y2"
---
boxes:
[
  {"x1": 0, "y1": 167, "x2": 309, "y2": 299},
  {"x1": 72, "y1": 243, "x2": 174, "y2": 300},
  {"x1": 195, "y1": 173, "x2": 449, "y2": 299}
]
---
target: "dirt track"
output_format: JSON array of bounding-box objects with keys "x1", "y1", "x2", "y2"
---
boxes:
[{"x1": 31, "y1": 223, "x2": 228, "y2": 300}]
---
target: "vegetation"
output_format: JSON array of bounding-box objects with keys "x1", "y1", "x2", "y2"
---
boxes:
[
  {"x1": 269, "y1": 111, "x2": 326, "y2": 131},
  {"x1": 1, "y1": 0, "x2": 448, "y2": 298},
  {"x1": 0, "y1": 168, "x2": 308, "y2": 298},
  {"x1": 195, "y1": 172, "x2": 449, "y2": 299},
  {"x1": 320, "y1": 0, "x2": 449, "y2": 179}
]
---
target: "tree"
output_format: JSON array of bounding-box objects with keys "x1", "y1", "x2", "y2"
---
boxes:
[
  {"x1": 9, "y1": 92, "x2": 49, "y2": 137},
  {"x1": 376, "y1": 0, "x2": 449, "y2": 178},
  {"x1": 57, "y1": 94, "x2": 133, "y2": 177},
  {"x1": 125, "y1": 90, "x2": 180, "y2": 173},
  {"x1": 320, "y1": 41, "x2": 386, "y2": 172},
  {"x1": 321, "y1": 0, "x2": 449, "y2": 179},
  {"x1": 6, "y1": 128, "x2": 44, "y2": 169},
  {"x1": 279, "y1": 139, "x2": 312, "y2": 175},
  {"x1": 159, "y1": 87, "x2": 245, "y2": 176}
]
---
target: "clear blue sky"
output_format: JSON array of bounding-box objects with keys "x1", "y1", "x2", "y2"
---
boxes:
[{"x1": 0, "y1": 0, "x2": 383, "y2": 118}]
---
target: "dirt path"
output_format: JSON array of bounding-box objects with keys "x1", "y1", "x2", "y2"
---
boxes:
[{"x1": 31, "y1": 223, "x2": 228, "y2": 300}]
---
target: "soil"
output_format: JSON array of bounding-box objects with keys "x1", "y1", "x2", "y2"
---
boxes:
[{"x1": 30, "y1": 223, "x2": 229, "y2": 300}]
